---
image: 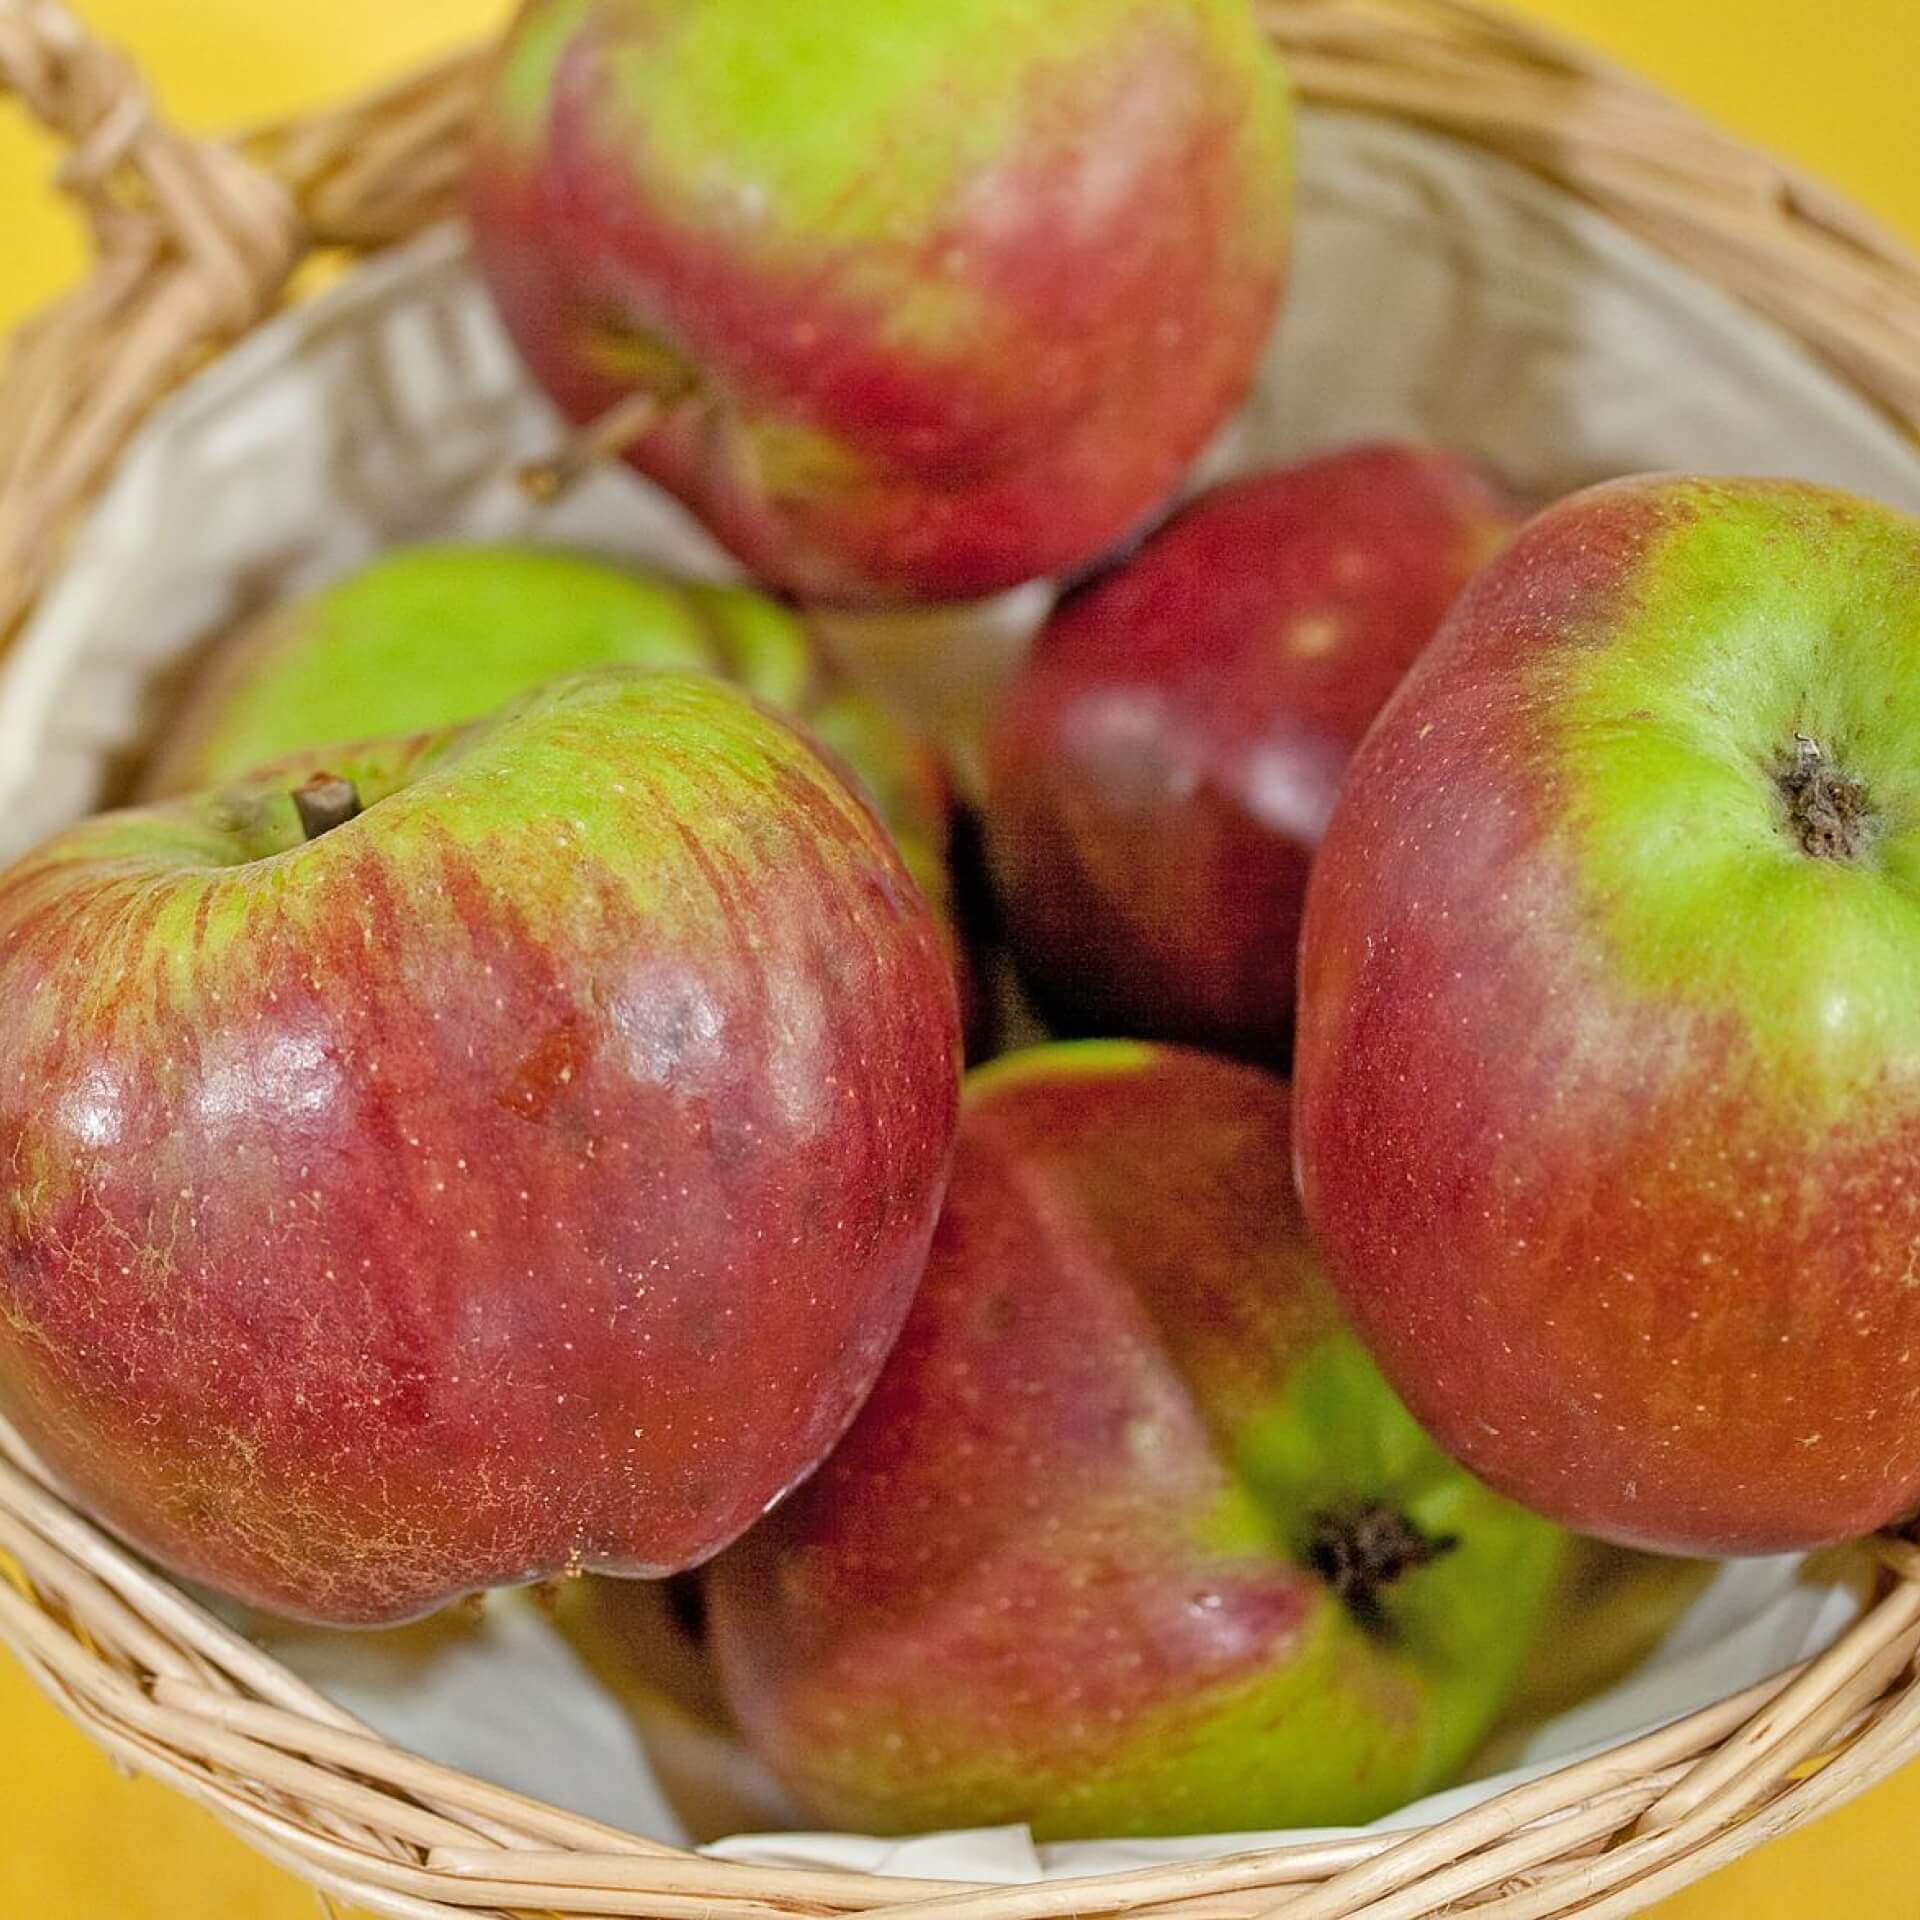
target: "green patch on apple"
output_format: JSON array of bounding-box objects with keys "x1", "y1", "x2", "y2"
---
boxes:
[
  {"x1": 601, "y1": 0, "x2": 1283, "y2": 262},
  {"x1": 1554, "y1": 479, "x2": 1920, "y2": 1106},
  {"x1": 494, "y1": 0, "x2": 594, "y2": 144}
]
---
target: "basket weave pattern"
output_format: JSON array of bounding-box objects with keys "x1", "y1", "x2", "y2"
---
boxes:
[{"x1": 3, "y1": 2, "x2": 1920, "y2": 1914}]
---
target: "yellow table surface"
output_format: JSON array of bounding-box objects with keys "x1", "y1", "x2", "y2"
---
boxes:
[{"x1": 2, "y1": 2, "x2": 1916, "y2": 1915}]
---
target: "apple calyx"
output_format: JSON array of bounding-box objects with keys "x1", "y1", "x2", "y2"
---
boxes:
[
  {"x1": 1779, "y1": 732, "x2": 1876, "y2": 863},
  {"x1": 292, "y1": 772, "x2": 363, "y2": 842},
  {"x1": 1306, "y1": 1502, "x2": 1459, "y2": 1636}
]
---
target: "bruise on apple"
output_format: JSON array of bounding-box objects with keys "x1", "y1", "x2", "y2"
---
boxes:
[
  {"x1": 708, "y1": 1043, "x2": 1563, "y2": 1839},
  {"x1": 1296, "y1": 474, "x2": 1920, "y2": 1557},
  {"x1": 0, "y1": 670, "x2": 961, "y2": 1625}
]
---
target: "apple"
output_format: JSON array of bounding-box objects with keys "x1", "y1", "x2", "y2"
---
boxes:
[
  {"x1": 1294, "y1": 475, "x2": 1920, "y2": 1556},
  {"x1": 707, "y1": 1042, "x2": 1564, "y2": 1839},
  {"x1": 144, "y1": 546, "x2": 809, "y2": 794},
  {"x1": 468, "y1": 0, "x2": 1293, "y2": 607},
  {"x1": 984, "y1": 444, "x2": 1518, "y2": 1057},
  {"x1": 141, "y1": 543, "x2": 987, "y2": 1051},
  {"x1": 0, "y1": 669, "x2": 961, "y2": 1625}
]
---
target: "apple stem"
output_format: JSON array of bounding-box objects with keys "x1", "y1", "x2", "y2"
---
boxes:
[
  {"x1": 293, "y1": 773, "x2": 362, "y2": 842},
  {"x1": 518, "y1": 390, "x2": 664, "y2": 504},
  {"x1": 1307, "y1": 1502, "x2": 1459, "y2": 1636},
  {"x1": 1779, "y1": 733, "x2": 1875, "y2": 862}
]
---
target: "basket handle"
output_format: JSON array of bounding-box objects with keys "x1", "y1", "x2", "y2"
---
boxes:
[
  {"x1": 0, "y1": 0, "x2": 298, "y2": 328},
  {"x1": 0, "y1": 0, "x2": 300, "y2": 639}
]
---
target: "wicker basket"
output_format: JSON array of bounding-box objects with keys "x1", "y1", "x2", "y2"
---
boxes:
[{"x1": 4, "y1": 1, "x2": 1920, "y2": 1914}]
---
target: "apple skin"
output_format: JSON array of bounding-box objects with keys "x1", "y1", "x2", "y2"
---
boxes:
[
  {"x1": 707, "y1": 1043, "x2": 1564, "y2": 1839},
  {"x1": 140, "y1": 544, "x2": 987, "y2": 1053},
  {"x1": 984, "y1": 445, "x2": 1517, "y2": 1057},
  {"x1": 143, "y1": 546, "x2": 816, "y2": 796},
  {"x1": 0, "y1": 669, "x2": 960, "y2": 1625},
  {"x1": 469, "y1": 0, "x2": 1293, "y2": 608},
  {"x1": 1294, "y1": 475, "x2": 1920, "y2": 1557}
]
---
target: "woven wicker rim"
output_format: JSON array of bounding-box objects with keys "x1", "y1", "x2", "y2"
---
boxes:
[{"x1": 4, "y1": 2, "x2": 1920, "y2": 1914}]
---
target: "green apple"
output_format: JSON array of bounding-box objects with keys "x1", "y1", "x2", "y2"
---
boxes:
[{"x1": 143, "y1": 546, "x2": 814, "y2": 792}]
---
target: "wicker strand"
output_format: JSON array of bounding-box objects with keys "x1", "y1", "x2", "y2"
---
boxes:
[
  {"x1": 0, "y1": 0, "x2": 299, "y2": 640},
  {"x1": 4, "y1": 4, "x2": 1920, "y2": 1918},
  {"x1": 0, "y1": 1428, "x2": 1902, "y2": 1920}
]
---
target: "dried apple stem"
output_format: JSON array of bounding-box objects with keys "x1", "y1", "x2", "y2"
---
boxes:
[
  {"x1": 293, "y1": 773, "x2": 362, "y2": 841},
  {"x1": 517, "y1": 390, "x2": 664, "y2": 504}
]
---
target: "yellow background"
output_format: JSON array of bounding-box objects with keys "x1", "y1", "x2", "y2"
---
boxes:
[{"x1": 1, "y1": 1, "x2": 1915, "y2": 1914}]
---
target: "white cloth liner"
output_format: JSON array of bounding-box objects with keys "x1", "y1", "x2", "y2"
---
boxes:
[{"x1": 3, "y1": 109, "x2": 1917, "y2": 1876}]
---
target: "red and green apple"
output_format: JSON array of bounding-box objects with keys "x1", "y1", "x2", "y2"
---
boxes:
[
  {"x1": 142, "y1": 543, "x2": 985, "y2": 1051},
  {"x1": 469, "y1": 0, "x2": 1294, "y2": 606},
  {"x1": 0, "y1": 669, "x2": 961, "y2": 1624},
  {"x1": 1296, "y1": 475, "x2": 1920, "y2": 1556},
  {"x1": 708, "y1": 1042, "x2": 1564, "y2": 1838}
]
